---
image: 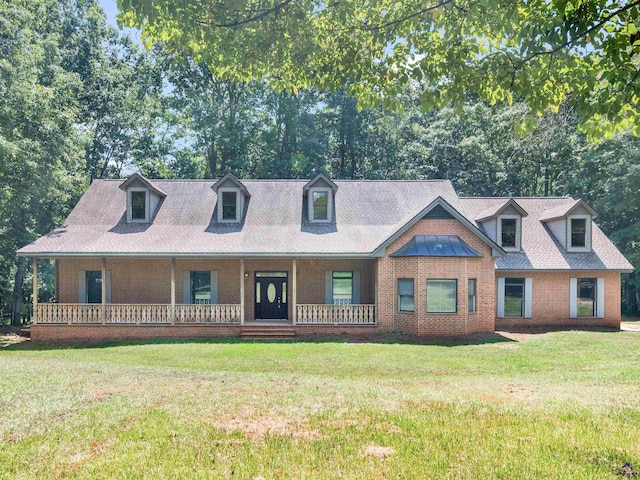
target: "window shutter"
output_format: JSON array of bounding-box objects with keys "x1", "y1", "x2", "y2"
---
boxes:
[
  {"x1": 105, "y1": 271, "x2": 112, "y2": 304},
  {"x1": 210, "y1": 271, "x2": 218, "y2": 304},
  {"x1": 497, "y1": 277, "x2": 505, "y2": 318},
  {"x1": 325, "y1": 271, "x2": 333, "y2": 304},
  {"x1": 569, "y1": 278, "x2": 577, "y2": 318},
  {"x1": 524, "y1": 278, "x2": 533, "y2": 318},
  {"x1": 586, "y1": 219, "x2": 592, "y2": 250},
  {"x1": 496, "y1": 220, "x2": 502, "y2": 247},
  {"x1": 352, "y1": 271, "x2": 361, "y2": 304},
  {"x1": 78, "y1": 271, "x2": 86, "y2": 303},
  {"x1": 183, "y1": 271, "x2": 191, "y2": 304},
  {"x1": 596, "y1": 277, "x2": 605, "y2": 318}
]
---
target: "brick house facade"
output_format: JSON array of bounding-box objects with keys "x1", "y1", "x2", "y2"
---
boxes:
[{"x1": 20, "y1": 174, "x2": 632, "y2": 341}]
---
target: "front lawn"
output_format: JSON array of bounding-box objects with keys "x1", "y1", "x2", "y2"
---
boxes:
[{"x1": 1, "y1": 330, "x2": 639, "y2": 479}]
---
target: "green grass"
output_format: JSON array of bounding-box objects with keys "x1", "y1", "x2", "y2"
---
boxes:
[{"x1": 1, "y1": 330, "x2": 639, "y2": 479}]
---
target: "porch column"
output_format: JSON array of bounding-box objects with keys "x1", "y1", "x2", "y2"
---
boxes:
[
  {"x1": 32, "y1": 257, "x2": 38, "y2": 324},
  {"x1": 292, "y1": 259, "x2": 297, "y2": 325},
  {"x1": 374, "y1": 258, "x2": 379, "y2": 324},
  {"x1": 101, "y1": 257, "x2": 106, "y2": 324},
  {"x1": 170, "y1": 258, "x2": 176, "y2": 324},
  {"x1": 240, "y1": 259, "x2": 245, "y2": 325}
]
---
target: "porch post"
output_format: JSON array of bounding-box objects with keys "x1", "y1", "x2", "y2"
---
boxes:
[
  {"x1": 170, "y1": 257, "x2": 176, "y2": 324},
  {"x1": 374, "y1": 259, "x2": 379, "y2": 325},
  {"x1": 292, "y1": 259, "x2": 297, "y2": 325},
  {"x1": 101, "y1": 257, "x2": 106, "y2": 324},
  {"x1": 240, "y1": 259, "x2": 245, "y2": 325},
  {"x1": 32, "y1": 257, "x2": 38, "y2": 324}
]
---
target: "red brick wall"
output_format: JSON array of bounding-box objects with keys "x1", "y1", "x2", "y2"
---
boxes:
[
  {"x1": 495, "y1": 271, "x2": 621, "y2": 328},
  {"x1": 32, "y1": 324, "x2": 241, "y2": 342},
  {"x1": 376, "y1": 219, "x2": 496, "y2": 336},
  {"x1": 243, "y1": 258, "x2": 376, "y2": 320}
]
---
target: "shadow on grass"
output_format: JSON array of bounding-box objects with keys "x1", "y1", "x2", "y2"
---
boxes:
[{"x1": 2, "y1": 331, "x2": 518, "y2": 351}]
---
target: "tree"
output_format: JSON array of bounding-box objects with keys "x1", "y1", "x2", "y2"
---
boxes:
[{"x1": 117, "y1": 0, "x2": 640, "y2": 139}]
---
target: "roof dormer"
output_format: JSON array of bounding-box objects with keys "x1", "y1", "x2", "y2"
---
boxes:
[
  {"x1": 303, "y1": 174, "x2": 338, "y2": 223},
  {"x1": 475, "y1": 199, "x2": 528, "y2": 252},
  {"x1": 540, "y1": 199, "x2": 596, "y2": 252},
  {"x1": 119, "y1": 173, "x2": 166, "y2": 223},
  {"x1": 212, "y1": 173, "x2": 250, "y2": 223}
]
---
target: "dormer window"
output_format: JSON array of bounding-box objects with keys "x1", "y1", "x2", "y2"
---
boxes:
[
  {"x1": 310, "y1": 189, "x2": 330, "y2": 222},
  {"x1": 127, "y1": 187, "x2": 150, "y2": 222},
  {"x1": 120, "y1": 173, "x2": 166, "y2": 224},
  {"x1": 570, "y1": 218, "x2": 586, "y2": 247},
  {"x1": 497, "y1": 215, "x2": 521, "y2": 251},
  {"x1": 568, "y1": 215, "x2": 591, "y2": 251},
  {"x1": 131, "y1": 191, "x2": 147, "y2": 220},
  {"x1": 221, "y1": 190, "x2": 238, "y2": 221},
  {"x1": 218, "y1": 188, "x2": 240, "y2": 222},
  {"x1": 304, "y1": 174, "x2": 338, "y2": 224}
]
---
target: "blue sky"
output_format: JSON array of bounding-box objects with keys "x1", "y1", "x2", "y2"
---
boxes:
[
  {"x1": 98, "y1": 0, "x2": 142, "y2": 43},
  {"x1": 98, "y1": 0, "x2": 119, "y2": 27}
]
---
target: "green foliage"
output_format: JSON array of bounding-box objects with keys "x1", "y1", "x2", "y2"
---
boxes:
[{"x1": 118, "y1": 0, "x2": 640, "y2": 139}]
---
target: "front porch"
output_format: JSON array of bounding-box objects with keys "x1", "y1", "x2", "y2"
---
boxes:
[{"x1": 31, "y1": 257, "x2": 377, "y2": 330}]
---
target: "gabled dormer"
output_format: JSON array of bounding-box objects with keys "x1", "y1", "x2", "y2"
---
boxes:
[
  {"x1": 212, "y1": 174, "x2": 250, "y2": 223},
  {"x1": 540, "y1": 199, "x2": 596, "y2": 252},
  {"x1": 119, "y1": 173, "x2": 166, "y2": 223},
  {"x1": 303, "y1": 174, "x2": 338, "y2": 223},
  {"x1": 475, "y1": 199, "x2": 528, "y2": 252}
]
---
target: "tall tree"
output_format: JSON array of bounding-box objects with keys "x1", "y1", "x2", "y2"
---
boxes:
[{"x1": 118, "y1": 0, "x2": 640, "y2": 139}]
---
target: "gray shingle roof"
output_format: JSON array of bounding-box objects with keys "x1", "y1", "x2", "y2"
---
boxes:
[
  {"x1": 18, "y1": 179, "x2": 460, "y2": 257},
  {"x1": 460, "y1": 197, "x2": 632, "y2": 271},
  {"x1": 17, "y1": 179, "x2": 633, "y2": 272}
]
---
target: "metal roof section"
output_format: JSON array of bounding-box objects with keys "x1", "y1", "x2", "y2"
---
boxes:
[{"x1": 390, "y1": 235, "x2": 484, "y2": 258}]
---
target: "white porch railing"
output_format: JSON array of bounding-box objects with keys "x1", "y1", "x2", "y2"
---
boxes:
[
  {"x1": 106, "y1": 304, "x2": 172, "y2": 324},
  {"x1": 175, "y1": 304, "x2": 241, "y2": 324},
  {"x1": 296, "y1": 304, "x2": 376, "y2": 325},
  {"x1": 35, "y1": 303, "x2": 242, "y2": 325}
]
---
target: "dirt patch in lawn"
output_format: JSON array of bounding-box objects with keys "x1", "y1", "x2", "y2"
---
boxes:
[
  {"x1": 364, "y1": 445, "x2": 395, "y2": 458},
  {"x1": 213, "y1": 414, "x2": 323, "y2": 440}
]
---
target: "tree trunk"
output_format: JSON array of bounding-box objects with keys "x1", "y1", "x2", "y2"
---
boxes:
[{"x1": 11, "y1": 258, "x2": 25, "y2": 327}]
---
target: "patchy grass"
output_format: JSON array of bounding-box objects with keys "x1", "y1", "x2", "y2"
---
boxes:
[{"x1": 1, "y1": 330, "x2": 639, "y2": 479}]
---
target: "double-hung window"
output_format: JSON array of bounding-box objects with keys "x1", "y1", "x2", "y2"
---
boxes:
[
  {"x1": 219, "y1": 190, "x2": 240, "y2": 222},
  {"x1": 468, "y1": 279, "x2": 477, "y2": 312},
  {"x1": 332, "y1": 271, "x2": 353, "y2": 304},
  {"x1": 427, "y1": 279, "x2": 457, "y2": 313},
  {"x1": 576, "y1": 278, "x2": 596, "y2": 317},
  {"x1": 309, "y1": 188, "x2": 331, "y2": 222},
  {"x1": 190, "y1": 271, "x2": 212, "y2": 304},
  {"x1": 398, "y1": 279, "x2": 414, "y2": 312}
]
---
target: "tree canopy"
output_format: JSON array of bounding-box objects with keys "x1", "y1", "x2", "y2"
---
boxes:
[{"x1": 117, "y1": 0, "x2": 640, "y2": 139}]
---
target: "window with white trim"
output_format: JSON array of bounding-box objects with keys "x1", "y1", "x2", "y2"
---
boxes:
[
  {"x1": 218, "y1": 188, "x2": 241, "y2": 222},
  {"x1": 576, "y1": 278, "x2": 596, "y2": 317},
  {"x1": 309, "y1": 188, "x2": 332, "y2": 222},
  {"x1": 569, "y1": 217, "x2": 587, "y2": 248},
  {"x1": 497, "y1": 215, "x2": 521, "y2": 250},
  {"x1": 332, "y1": 271, "x2": 352, "y2": 304},
  {"x1": 398, "y1": 278, "x2": 414, "y2": 312},
  {"x1": 127, "y1": 187, "x2": 149, "y2": 222},
  {"x1": 468, "y1": 279, "x2": 477, "y2": 312},
  {"x1": 427, "y1": 279, "x2": 457, "y2": 313}
]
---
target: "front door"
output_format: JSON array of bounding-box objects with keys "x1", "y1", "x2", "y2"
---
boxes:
[{"x1": 255, "y1": 273, "x2": 288, "y2": 320}]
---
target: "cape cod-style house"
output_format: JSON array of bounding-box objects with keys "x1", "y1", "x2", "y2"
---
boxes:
[{"x1": 18, "y1": 173, "x2": 633, "y2": 341}]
